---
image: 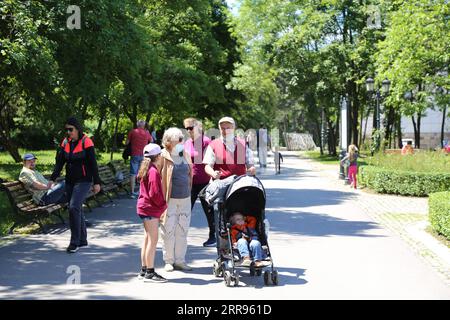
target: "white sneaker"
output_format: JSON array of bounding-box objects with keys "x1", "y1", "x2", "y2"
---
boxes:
[
  {"x1": 173, "y1": 263, "x2": 193, "y2": 271},
  {"x1": 164, "y1": 263, "x2": 174, "y2": 272}
]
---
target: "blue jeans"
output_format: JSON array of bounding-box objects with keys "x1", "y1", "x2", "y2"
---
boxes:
[
  {"x1": 39, "y1": 181, "x2": 67, "y2": 206},
  {"x1": 66, "y1": 182, "x2": 92, "y2": 246},
  {"x1": 130, "y1": 156, "x2": 143, "y2": 175},
  {"x1": 237, "y1": 238, "x2": 264, "y2": 261},
  {"x1": 138, "y1": 214, "x2": 156, "y2": 221}
]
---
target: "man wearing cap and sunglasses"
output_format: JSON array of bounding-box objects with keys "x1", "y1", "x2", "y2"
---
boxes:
[
  {"x1": 19, "y1": 153, "x2": 67, "y2": 206},
  {"x1": 203, "y1": 116, "x2": 256, "y2": 180}
]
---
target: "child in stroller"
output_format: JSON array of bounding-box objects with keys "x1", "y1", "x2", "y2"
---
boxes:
[{"x1": 230, "y1": 212, "x2": 269, "y2": 268}]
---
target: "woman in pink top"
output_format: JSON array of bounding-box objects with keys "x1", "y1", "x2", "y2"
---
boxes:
[
  {"x1": 183, "y1": 117, "x2": 214, "y2": 247},
  {"x1": 136, "y1": 143, "x2": 167, "y2": 283}
]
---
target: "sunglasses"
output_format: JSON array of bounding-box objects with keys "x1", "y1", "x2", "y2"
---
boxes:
[
  {"x1": 65, "y1": 127, "x2": 75, "y2": 132},
  {"x1": 185, "y1": 126, "x2": 195, "y2": 131}
]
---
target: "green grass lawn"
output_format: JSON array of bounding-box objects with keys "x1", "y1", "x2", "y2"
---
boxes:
[
  {"x1": 302, "y1": 149, "x2": 448, "y2": 173},
  {"x1": 0, "y1": 149, "x2": 123, "y2": 181},
  {"x1": 364, "y1": 151, "x2": 449, "y2": 173},
  {"x1": 0, "y1": 149, "x2": 123, "y2": 236},
  {"x1": 301, "y1": 150, "x2": 369, "y2": 166},
  {"x1": 300, "y1": 150, "x2": 340, "y2": 164}
]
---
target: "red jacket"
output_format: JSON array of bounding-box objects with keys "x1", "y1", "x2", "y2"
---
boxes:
[
  {"x1": 137, "y1": 164, "x2": 167, "y2": 218},
  {"x1": 231, "y1": 216, "x2": 257, "y2": 244},
  {"x1": 51, "y1": 134, "x2": 101, "y2": 185},
  {"x1": 128, "y1": 128, "x2": 152, "y2": 157}
]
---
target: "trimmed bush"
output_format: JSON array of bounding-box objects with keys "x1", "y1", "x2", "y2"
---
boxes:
[
  {"x1": 359, "y1": 166, "x2": 450, "y2": 197},
  {"x1": 429, "y1": 192, "x2": 450, "y2": 240}
]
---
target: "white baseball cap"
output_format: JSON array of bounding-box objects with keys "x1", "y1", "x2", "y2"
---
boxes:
[
  {"x1": 143, "y1": 143, "x2": 161, "y2": 157},
  {"x1": 218, "y1": 116, "x2": 235, "y2": 127}
]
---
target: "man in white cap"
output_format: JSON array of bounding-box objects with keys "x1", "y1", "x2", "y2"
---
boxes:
[
  {"x1": 203, "y1": 116, "x2": 256, "y2": 180},
  {"x1": 201, "y1": 117, "x2": 256, "y2": 246}
]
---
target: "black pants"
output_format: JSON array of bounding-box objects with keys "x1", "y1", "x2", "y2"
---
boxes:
[{"x1": 191, "y1": 183, "x2": 215, "y2": 238}]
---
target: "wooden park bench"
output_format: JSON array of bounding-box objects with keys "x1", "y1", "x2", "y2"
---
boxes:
[
  {"x1": 97, "y1": 165, "x2": 120, "y2": 201},
  {"x1": 0, "y1": 181, "x2": 67, "y2": 234},
  {"x1": 108, "y1": 160, "x2": 131, "y2": 195}
]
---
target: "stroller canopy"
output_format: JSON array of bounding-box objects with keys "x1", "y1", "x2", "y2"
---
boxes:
[{"x1": 224, "y1": 175, "x2": 266, "y2": 221}]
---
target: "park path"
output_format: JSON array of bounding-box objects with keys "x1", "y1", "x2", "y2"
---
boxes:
[{"x1": 0, "y1": 152, "x2": 449, "y2": 299}]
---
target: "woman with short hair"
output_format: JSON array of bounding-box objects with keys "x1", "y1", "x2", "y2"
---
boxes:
[{"x1": 159, "y1": 127, "x2": 193, "y2": 272}]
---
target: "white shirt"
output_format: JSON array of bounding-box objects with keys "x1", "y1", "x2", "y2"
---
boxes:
[{"x1": 202, "y1": 136, "x2": 254, "y2": 167}]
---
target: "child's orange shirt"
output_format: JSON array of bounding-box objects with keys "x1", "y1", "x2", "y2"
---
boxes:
[{"x1": 231, "y1": 216, "x2": 257, "y2": 244}]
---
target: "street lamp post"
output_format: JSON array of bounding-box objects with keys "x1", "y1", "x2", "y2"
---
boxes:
[
  {"x1": 339, "y1": 96, "x2": 348, "y2": 180},
  {"x1": 366, "y1": 77, "x2": 390, "y2": 152}
]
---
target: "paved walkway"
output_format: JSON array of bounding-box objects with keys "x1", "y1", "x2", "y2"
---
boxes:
[
  {"x1": 0, "y1": 152, "x2": 449, "y2": 299},
  {"x1": 302, "y1": 154, "x2": 450, "y2": 284}
]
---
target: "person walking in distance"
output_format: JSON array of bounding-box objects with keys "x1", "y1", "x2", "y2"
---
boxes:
[
  {"x1": 257, "y1": 123, "x2": 268, "y2": 168},
  {"x1": 126, "y1": 120, "x2": 153, "y2": 198}
]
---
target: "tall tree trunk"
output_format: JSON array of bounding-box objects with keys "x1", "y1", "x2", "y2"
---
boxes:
[
  {"x1": 441, "y1": 106, "x2": 447, "y2": 148},
  {"x1": 0, "y1": 132, "x2": 21, "y2": 163},
  {"x1": 316, "y1": 119, "x2": 323, "y2": 155},
  {"x1": 0, "y1": 103, "x2": 21, "y2": 163},
  {"x1": 94, "y1": 113, "x2": 105, "y2": 150},
  {"x1": 397, "y1": 114, "x2": 403, "y2": 149},
  {"x1": 111, "y1": 110, "x2": 120, "y2": 161},
  {"x1": 411, "y1": 115, "x2": 418, "y2": 148},
  {"x1": 417, "y1": 112, "x2": 421, "y2": 149},
  {"x1": 327, "y1": 120, "x2": 337, "y2": 156},
  {"x1": 412, "y1": 113, "x2": 422, "y2": 149},
  {"x1": 335, "y1": 108, "x2": 340, "y2": 151}
]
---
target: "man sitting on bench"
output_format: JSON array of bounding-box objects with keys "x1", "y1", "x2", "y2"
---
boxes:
[{"x1": 19, "y1": 153, "x2": 66, "y2": 206}]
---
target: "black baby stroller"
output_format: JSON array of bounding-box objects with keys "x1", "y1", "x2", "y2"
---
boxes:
[{"x1": 200, "y1": 174, "x2": 278, "y2": 287}]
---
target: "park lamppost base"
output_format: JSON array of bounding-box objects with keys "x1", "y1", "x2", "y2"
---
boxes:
[{"x1": 339, "y1": 149, "x2": 347, "y2": 180}]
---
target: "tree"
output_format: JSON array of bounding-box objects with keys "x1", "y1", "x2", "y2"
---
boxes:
[
  {"x1": 0, "y1": 0, "x2": 62, "y2": 161},
  {"x1": 375, "y1": 0, "x2": 450, "y2": 148}
]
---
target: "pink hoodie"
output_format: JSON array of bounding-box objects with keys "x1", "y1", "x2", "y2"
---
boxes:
[{"x1": 137, "y1": 164, "x2": 167, "y2": 218}]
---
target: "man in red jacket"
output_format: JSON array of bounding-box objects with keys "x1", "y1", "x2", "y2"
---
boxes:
[{"x1": 126, "y1": 120, "x2": 153, "y2": 198}]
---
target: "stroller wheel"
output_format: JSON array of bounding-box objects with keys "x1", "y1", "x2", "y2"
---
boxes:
[
  {"x1": 213, "y1": 261, "x2": 222, "y2": 278},
  {"x1": 263, "y1": 270, "x2": 270, "y2": 286},
  {"x1": 249, "y1": 265, "x2": 255, "y2": 277},
  {"x1": 271, "y1": 270, "x2": 279, "y2": 286},
  {"x1": 233, "y1": 272, "x2": 240, "y2": 287},
  {"x1": 224, "y1": 270, "x2": 232, "y2": 287}
]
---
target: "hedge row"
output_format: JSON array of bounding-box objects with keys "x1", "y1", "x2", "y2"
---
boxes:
[
  {"x1": 359, "y1": 166, "x2": 450, "y2": 197},
  {"x1": 429, "y1": 191, "x2": 450, "y2": 240}
]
